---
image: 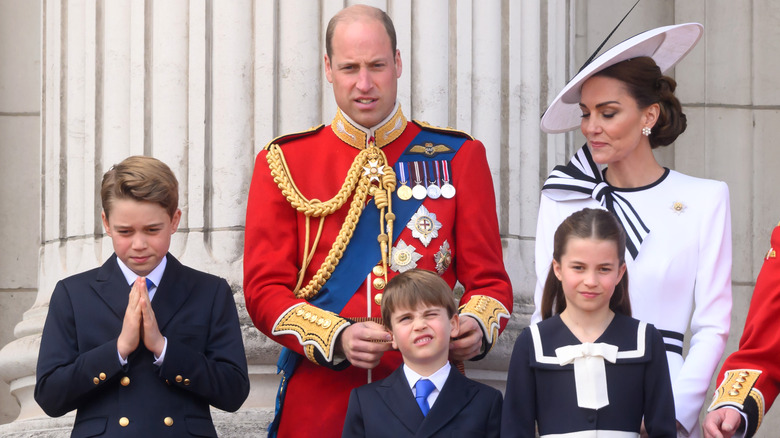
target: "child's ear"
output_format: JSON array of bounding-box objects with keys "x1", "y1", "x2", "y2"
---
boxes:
[
  {"x1": 390, "y1": 331, "x2": 397, "y2": 350},
  {"x1": 617, "y1": 262, "x2": 627, "y2": 282},
  {"x1": 449, "y1": 313, "x2": 460, "y2": 338},
  {"x1": 170, "y1": 209, "x2": 182, "y2": 233},
  {"x1": 101, "y1": 211, "x2": 111, "y2": 235},
  {"x1": 552, "y1": 259, "x2": 563, "y2": 281}
]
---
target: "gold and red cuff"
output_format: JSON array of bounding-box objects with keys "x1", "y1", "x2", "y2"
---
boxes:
[
  {"x1": 272, "y1": 303, "x2": 350, "y2": 365},
  {"x1": 458, "y1": 295, "x2": 510, "y2": 354},
  {"x1": 708, "y1": 369, "x2": 765, "y2": 437}
]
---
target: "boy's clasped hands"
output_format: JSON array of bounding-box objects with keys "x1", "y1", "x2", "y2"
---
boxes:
[{"x1": 117, "y1": 277, "x2": 165, "y2": 359}]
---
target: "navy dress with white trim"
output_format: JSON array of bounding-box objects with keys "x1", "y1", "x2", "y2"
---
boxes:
[{"x1": 501, "y1": 314, "x2": 676, "y2": 438}]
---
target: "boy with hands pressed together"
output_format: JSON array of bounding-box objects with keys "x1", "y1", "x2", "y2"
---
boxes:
[
  {"x1": 117, "y1": 276, "x2": 165, "y2": 364},
  {"x1": 35, "y1": 156, "x2": 249, "y2": 437}
]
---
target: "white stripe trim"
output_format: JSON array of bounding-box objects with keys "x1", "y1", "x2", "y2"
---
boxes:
[
  {"x1": 530, "y1": 323, "x2": 559, "y2": 364},
  {"x1": 663, "y1": 338, "x2": 684, "y2": 348},
  {"x1": 366, "y1": 273, "x2": 371, "y2": 318},
  {"x1": 366, "y1": 273, "x2": 372, "y2": 384},
  {"x1": 541, "y1": 430, "x2": 639, "y2": 438},
  {"x1": 616, "y1": 322, "x2": 646, "y2": 359},
  {"x1": 529, "y1": 321, "x2": 647, "y2": 363}
]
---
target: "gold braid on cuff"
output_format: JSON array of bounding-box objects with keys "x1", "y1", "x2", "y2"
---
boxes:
[
  {"x1": 708, "y1": 369, "x2": 765, "y2": 432},
  {"x1": 272, "y1": 303, "x2": 350, "y2": 364},
  {"x1": 458, "y1": 295, "x2": 510, "y2": 351}
]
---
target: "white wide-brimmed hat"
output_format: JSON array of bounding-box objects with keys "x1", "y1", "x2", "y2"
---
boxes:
[{"x1": 540, "y1": 22, "x2": 703, "y2": 134}]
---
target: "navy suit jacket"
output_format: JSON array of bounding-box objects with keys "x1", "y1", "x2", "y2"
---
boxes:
[
  {"x1": 35, "y1": 254, "x2": 250, "y2": 437},
  {"x1": 342, "y1": 365, "x2": 502, "y2": 438}
]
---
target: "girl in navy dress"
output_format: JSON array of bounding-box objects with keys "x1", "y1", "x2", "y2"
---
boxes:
[{"x1": 502, "y1": 208, "x2": 676, "y2": 437}]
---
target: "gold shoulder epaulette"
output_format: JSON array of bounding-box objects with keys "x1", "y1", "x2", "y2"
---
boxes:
[
  {"x1": 412, "y1": 120, "x2": 474, "y2": 140},
  {"x1": 263, "y1": 125, "x2": 325, "y2": 151}
]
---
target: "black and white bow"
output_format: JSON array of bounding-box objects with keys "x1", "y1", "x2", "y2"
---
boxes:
[{"x1": 542, "y1": 145, "x2": 649, "y2": 259}]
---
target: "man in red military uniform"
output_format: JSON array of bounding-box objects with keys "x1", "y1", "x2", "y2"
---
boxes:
[
  {"x1": 243, "y1": 4, "x2": 513, "y2": 437},
  {"x1": 703, "y1": 223, "x2": 780, "y2": 438}
]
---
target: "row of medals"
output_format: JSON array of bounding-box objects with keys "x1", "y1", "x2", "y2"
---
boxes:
[{"x1": 395, "y1": 160, "x2": 455, "y2": 201}]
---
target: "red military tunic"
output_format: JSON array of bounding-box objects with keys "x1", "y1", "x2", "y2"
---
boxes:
[
  {"x1": 243, "y1": 105, "x2": 512, "y2": 437},
  {"x1": 708, "y1": 223, "x2": 780, "y2": 437}
]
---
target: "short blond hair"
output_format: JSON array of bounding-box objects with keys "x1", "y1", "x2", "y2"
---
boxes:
[
  {"x1": 381, "y1": 270, "x2": 456, "y2": 329},
  {"x1": 101, "y1": 156, "x2": 179, "y2": 219}
]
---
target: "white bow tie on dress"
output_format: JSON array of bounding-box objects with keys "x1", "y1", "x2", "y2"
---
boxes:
[{"x1": 555, "y1": 342, "x2": 619, "y2": 410}]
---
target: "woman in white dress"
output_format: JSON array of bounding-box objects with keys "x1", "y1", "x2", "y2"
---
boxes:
[{"x1": 533, "y1": 23, "x2": 732, "y2": 438}]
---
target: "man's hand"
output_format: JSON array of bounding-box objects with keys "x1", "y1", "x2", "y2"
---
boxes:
[
  {"x1": 450, "y1": 315, "x2": 482, "y2": 361},
  {"x1": 704, "y1": 408, "x2": 742, "y2": 438},
  {"x1": 117, "y1": 277, "x2": 144, "y2": 358},
  {"x1": 139, "y1": 280, "x2": 165, "y2": 357},
  {"x1": 337, "y1": 322, "x2": 392, "y2": 369}
]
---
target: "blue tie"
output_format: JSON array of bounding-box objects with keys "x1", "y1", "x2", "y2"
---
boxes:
[
  {"x1": 415, "y1": 379, "x2": 435, "y2": 416},
  {"x1": 145, "y1": 278, "x2": 155, "y2": 290}
]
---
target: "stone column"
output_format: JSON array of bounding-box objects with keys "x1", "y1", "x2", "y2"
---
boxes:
[
  {"x1": 675, "y1": 1, "x2": 780, "y2": 434},
  {"x1": 0, "y1": 0, "x2": 41, "y2": 427},
  {"x1": 0, "y1": 0, "x2": 553, "y2": 435},
  {"x1": 551, "y1": 1, "x2": 780, "y2": 434}
]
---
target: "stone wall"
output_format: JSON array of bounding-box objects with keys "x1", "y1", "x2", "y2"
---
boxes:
[{"x1": 0, "y1": 0, "x2": 779, "y2": 436}]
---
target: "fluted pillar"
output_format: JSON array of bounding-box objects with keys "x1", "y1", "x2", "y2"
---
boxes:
[
  {"x1": 3, "y1": 0, "x2": 779, "y2": 436},
  {"x1": 0, "y1": 0, "x2": 555, "y2": 435}
]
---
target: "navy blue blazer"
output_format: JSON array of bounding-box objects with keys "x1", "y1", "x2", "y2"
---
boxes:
[
  {"x1": 342, "y1": 365, "x2": 502, "y2": 438},
  {"x1": 35, "y1": 254, "x2": 250, "y2": 437}
]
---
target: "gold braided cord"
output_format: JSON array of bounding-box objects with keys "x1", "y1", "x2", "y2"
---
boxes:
[
  {"x1": 372, "y1": 167, "x2": 397, "y2": 284},
  {"x1": 267, "y1": 144, "x2": 371, "y2": 217},
  {"x1": 294, "y1": 216, "x2": 326, "y2": 293},
  {"x1": 266, "y1": 143, "x2": 396, "y2": 300}
]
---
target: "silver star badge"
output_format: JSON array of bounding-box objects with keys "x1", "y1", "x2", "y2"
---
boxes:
[
  {"x1": 434, "y1": 240, "x2": 452, "y2": 275},
  {"x1": 390, "y1": 239, "x2": 423, "y2": 273},
  {"x1": 407, "y1": 205, "x2": 442, "y2": 247},
  {"x1": 363, "y1": 159, "x2": 385, "y2": 182}
]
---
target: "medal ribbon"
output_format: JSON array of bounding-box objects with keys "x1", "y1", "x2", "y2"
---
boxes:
[
  {"x1": 441, "y1": 160, "x2": 452, "y2": 184},
  {"x1": 411, "y1": 162, "x2": 423, "y2": 187},
  {"x1": 422, "y1": 161, "x2": 429, "y2": 188},
  {"x1": 270, "y1": 127, "x2": 468, "y2": 438},
  {"x1": 433, "y1": 161, "x2": 441, "y2": 187},
  {"x1": 397, "y1": 162, "x2": 408, "y2": 184}
]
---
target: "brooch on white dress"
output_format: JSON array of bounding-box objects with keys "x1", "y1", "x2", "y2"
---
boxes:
[{"x1": 670, "y1": 201, "x2": 687, "y2": 214}]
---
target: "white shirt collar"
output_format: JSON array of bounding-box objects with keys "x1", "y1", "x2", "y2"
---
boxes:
[
  {"x1": 115, "y1": 255, "x2": 167, "y2": 300},
  {"x1": 403, "y1": 361, "x2": 451, "y2": 394}
]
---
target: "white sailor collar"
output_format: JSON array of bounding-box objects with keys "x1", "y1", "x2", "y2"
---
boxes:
[{"x1": 528, "y1": 314, "x2": 652, "y2": 369}]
